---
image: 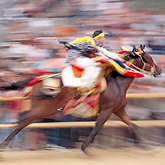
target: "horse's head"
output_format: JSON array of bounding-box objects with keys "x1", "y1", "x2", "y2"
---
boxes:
[{"x1": 123, "y1": 45, "x2": 162, "y2": 77}]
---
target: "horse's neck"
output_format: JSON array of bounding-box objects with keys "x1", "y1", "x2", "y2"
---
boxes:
[
  {"x1": 109, "y1": 72, "x2": 134, "y2": 95},
  {"x1": 117, "y1": 76, "x2": 134, "y2": 92},
  {"x1": 107, "y1": 58, "x2": 144, "y2": 95}
]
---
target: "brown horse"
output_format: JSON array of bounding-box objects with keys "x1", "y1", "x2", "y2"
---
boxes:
[{"x1": 0, "y1": 45, "x2": 161, "y2": 151}]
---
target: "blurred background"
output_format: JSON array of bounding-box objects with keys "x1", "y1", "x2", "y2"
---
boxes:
[{"x1": 0, "y1": 0, "x2": 165, "y2": 151}]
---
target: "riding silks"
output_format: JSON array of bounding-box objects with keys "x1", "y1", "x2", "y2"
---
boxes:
[{"x1": 109, "y1": 59, "x2": 144, "y2": 78}]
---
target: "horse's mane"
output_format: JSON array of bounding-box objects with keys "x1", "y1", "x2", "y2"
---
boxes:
[
  {"x1": 106, "y1": 71, "x2": 123, "y2": 84},
  {"x1": 110, "y1": 71, "x2": 122, "y2": 78}
]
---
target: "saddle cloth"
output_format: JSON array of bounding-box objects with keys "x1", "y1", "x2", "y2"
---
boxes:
[{"x1": 64, "y1": 93, "x2": 100, "y2": 118}]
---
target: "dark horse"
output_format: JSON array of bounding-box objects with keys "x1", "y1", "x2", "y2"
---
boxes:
[{"x1": 0, "y1": 45, "x2": 161, "y2": 151}]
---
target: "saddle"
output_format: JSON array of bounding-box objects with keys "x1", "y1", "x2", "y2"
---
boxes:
[
  {"x1": 41, "y1": 76, "x2": 61, "y2": 95},
  {"x1": 27, "y1": 74, "x2": 62, "y2": 96}
]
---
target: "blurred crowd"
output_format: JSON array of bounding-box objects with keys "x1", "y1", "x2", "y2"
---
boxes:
[
  {"x1": 0, "y1": 0, "x2": 165, "y2": 68},
  {"x1": 0, "y1": 0, "x2": 165, "y2": 150}
]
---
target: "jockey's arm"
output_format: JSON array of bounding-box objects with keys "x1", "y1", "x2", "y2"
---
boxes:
[{"x1": 96, "y1": 46, "x2": 124, "y2": 62}]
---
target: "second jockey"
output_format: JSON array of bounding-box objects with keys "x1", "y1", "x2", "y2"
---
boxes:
[{"x1": 61, "y1": 30, "x2": 123, "y2": 91}]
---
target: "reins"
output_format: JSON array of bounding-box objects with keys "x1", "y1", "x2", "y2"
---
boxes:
[{"x1": 125, "y1": 54, "x2": 154, "y2": 76}]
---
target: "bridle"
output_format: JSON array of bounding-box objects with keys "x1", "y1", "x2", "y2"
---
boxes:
[{"x1": 123, "y1": 48, "x2": 155, "y2": 76}]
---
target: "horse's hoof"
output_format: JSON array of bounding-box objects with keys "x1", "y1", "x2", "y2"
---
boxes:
[
  {"x1": 0, "y1": 146, "x2": 5, "y2": 152},
  {"x1": 135, "y1": 141, "x2": 153, "y2": 150},
  {"x1": 81, "y1": 144, "x2": 89, "y2": 154},
  {"x1": 80, "y1": 150, "x2": 90, "y2": 158},
  {"x1": 134, "y1": 143, "x2": 162, "y2": 155},
  {"x1": 80, "y1": 147, "x2": 91, "y2": 158},
  {"x1": 81, "y1": 144, "x2": 86, "y2": 153},
  {"x1": 0, "y1": 142, "x2": 8, "y2": 151}
]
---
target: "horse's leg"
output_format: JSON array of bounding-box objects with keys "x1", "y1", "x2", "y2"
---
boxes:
[
  {"x1": 0, "y1": 110, "x2": 41, "y2": 149},
  {"x1": 0, "y1": 87, "x2": 73, "y2": 149},
  {"x1": 81, "y1": 108, "x2": 113, "y2": 152},
  {"x1": 114, "y1": 108, "x2": 141, "y2": 144}
]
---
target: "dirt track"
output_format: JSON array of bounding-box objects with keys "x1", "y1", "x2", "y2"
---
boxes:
[{"x1": 0, "y1": 146, "x2": 165, "y2": 165}]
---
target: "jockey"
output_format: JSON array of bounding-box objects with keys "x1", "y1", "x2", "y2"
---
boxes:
[{"x1": 61, "y1": 30, "x2": 123, "y2": 90}]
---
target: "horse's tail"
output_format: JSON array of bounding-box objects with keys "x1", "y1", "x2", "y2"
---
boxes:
[{"x1": 0, "y1": 77, "x2": 34, "y2": 90}]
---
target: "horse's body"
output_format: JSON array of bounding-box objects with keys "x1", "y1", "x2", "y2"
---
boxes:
[{"x1": 0, "y1": 45, "x2": 161, "y2": 151}]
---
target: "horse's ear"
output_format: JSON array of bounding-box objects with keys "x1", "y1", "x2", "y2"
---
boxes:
[
  {"x1": 141, "y1": 45, "x2": 145, "y2": 51},
  {"x1": 131, "y1": 45, "x2": 136, "y2": 51}
]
